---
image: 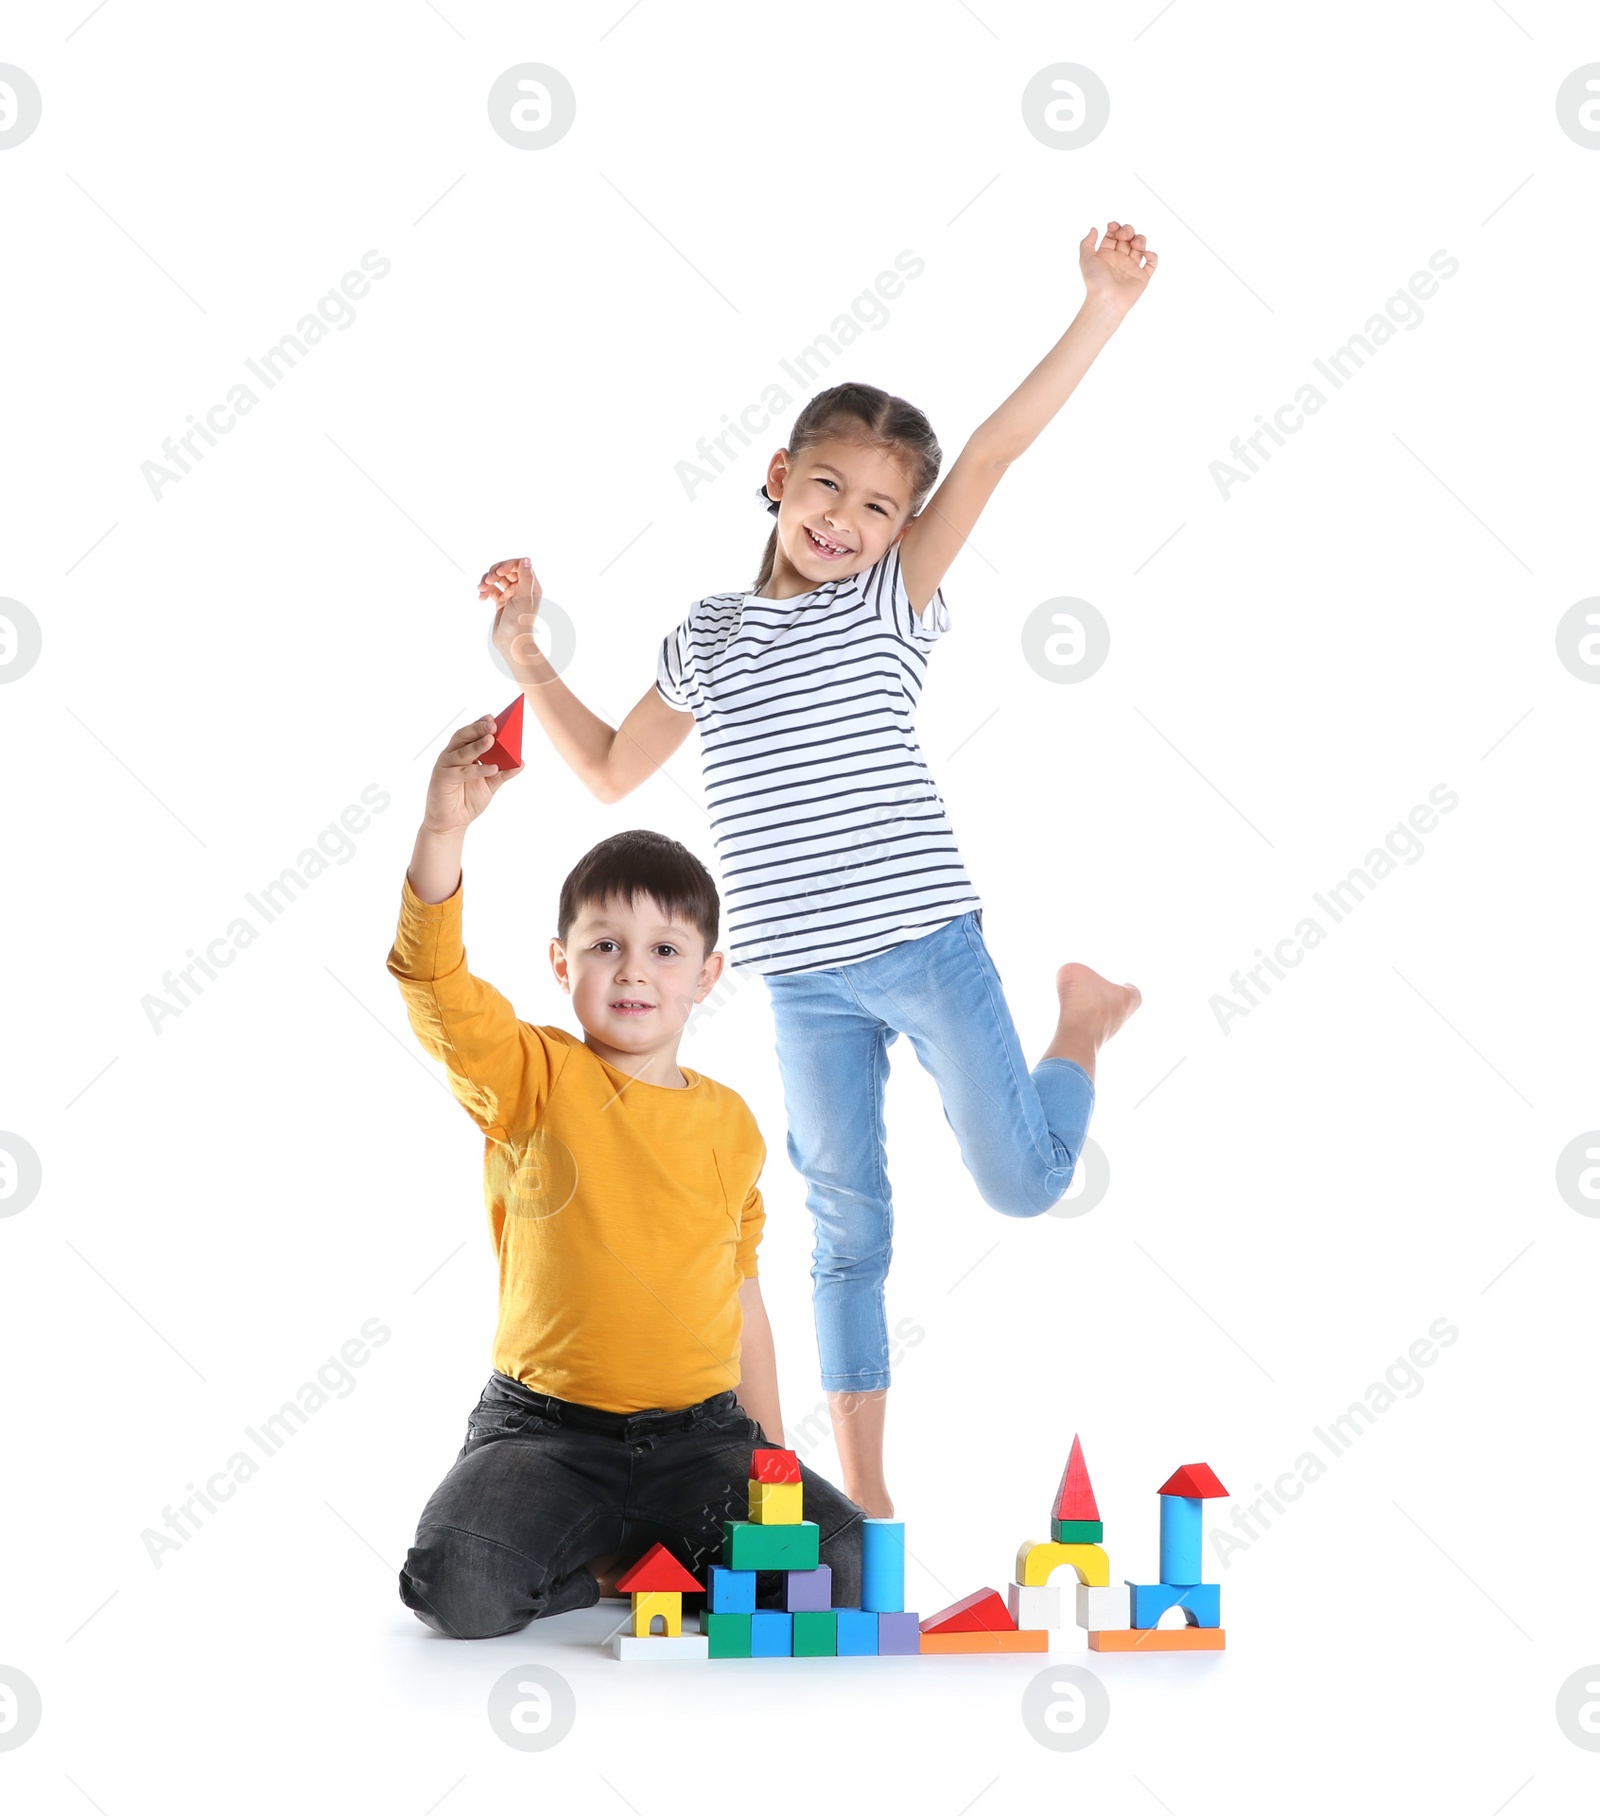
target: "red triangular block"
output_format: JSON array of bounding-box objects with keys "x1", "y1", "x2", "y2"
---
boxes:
[
  {"x1": 1052, "y1": 1433, "x2": 1100, "y2": 1523},
  {"x1": 614, "y1": 1541, "x2": 702, "y2": 1595},
  {"x1": 919, "y1": 1588, "x2": 1016, "y2": 1634},
  {"x1": 750, "y1": 1447, "x2": 801, "y2": 1483},
  {"x1": 1158, "y1": 1462, "x2": 1228, "y2": 1499},
  {"x1": 483, "y1": 694, "x2": 523, "y2": 771}
]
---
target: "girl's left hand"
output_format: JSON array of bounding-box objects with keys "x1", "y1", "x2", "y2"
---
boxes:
[{"x1": 1080, "y1": 221, "x2": 1157, "y2": 313}]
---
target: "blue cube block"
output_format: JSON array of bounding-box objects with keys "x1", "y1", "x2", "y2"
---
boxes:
[
  {"x1": 782, "y1": 1564, "x2": 833, "y2": 1612},
  {"x1": 749, "y1": 1610, "x2": 793, "y2": 1657},
  {"x1": 707, "y1": 1566, "x2": 757, "y2": 1613},
  {"x1": 835, "y1": 1607, "x2": 879, "y2": 1655},
  {"x1": 862, "y1": 1519, "x2": 905, "y2": 1612}
]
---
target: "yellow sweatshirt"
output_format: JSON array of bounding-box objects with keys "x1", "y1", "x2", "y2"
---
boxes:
[{"x1": 386, "y1": 875, "x2": 766, "y2": 1413}]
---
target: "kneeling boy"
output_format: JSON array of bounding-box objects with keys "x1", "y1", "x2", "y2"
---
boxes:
[{"x1": 387, "y1": 716, "x2": 861, "y2": 1638}]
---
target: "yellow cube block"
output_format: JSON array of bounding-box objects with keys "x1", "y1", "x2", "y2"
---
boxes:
[
  {"x1": 630, "y1": 1590, "x2": 683, "y2": 1637},
  {"x1": 748, "y1": 1480, "x2": 804, "y2": 1524}
]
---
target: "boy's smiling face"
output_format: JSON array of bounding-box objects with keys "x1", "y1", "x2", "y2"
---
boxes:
[
  {"x1": 550, "y1": 892, "x2": 723, "y2": 1077},
  {"x1": 765, "y1": 436, "x2": 916, "y2": 585}
]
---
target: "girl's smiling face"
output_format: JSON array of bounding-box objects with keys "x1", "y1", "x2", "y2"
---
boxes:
[{"x1": 764, "y1": 437, "x2": 916, "y2": 587}]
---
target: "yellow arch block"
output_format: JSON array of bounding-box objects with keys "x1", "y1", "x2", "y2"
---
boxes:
[
  {"x1": 1016, "y1": 1539, "x2": 1110, "y2": 1588},
  {"x1": 630, "y1": 1590, "x2": 683, "y2": 1637}
]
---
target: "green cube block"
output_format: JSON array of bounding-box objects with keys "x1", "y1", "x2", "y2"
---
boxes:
[
  {"x1": 1052, "y1": 1518, "x2": 1104, "y2": 1544},
  {"x1": 700, "y1": 1610, "x2": 752, "y2": 1658},
  {"x1": 792, "y1": 1609, "x2": 837, "y2": 1656},
  {"x1": 722, "y1": 1519, "x2": 820, "y2": 1571}
]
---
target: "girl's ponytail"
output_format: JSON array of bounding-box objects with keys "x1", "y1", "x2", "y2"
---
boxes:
[
  {"x1": 752, "y1": 523, "x2": 780, "y2": 595},
  {"x1": 751, "y1": 382, "x2": 942, "y2": 594}
]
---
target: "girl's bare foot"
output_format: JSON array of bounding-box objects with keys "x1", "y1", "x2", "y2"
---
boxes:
[{"x1": 1044, "y1": 963, "x2": 1142, "y2": 1080}]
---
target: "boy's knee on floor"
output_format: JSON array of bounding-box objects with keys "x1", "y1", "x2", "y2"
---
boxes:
[{"x1": 399, "y1": 1526, "x2": 537, "y2": 1640}]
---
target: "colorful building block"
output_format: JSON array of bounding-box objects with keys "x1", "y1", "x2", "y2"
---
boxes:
[
  {"x1": 1052, "y1": 1518, "x2": 1104, "y2": 1544},
  {"x1": 751, "y1": 1447, "x2": 802, "y2": 1483},
  {"x1": 861, "y1": 1518, "x2": 906, "y2": 1612},
  {"x1": 1156, "y1": 1463, "x2": 1227, "y2": 1587},
  {"x1": 835, "y1": 1608, "x2": 879, "y2": 1655},
  {"x1": 615, "y1": 1543, "x2": 702, "y2": 1594},
  {"x1": 1053, "y1": 1433, "x2": 1101, "y2": 1523},
  {"x1": 1075, "y1": 1583, "x2": 1132, "y2": 1630},
  {"x1": 612, "y1": 1633, "x2": 710, "y2": 1660},
  {"x1": 1127, "y1": 1581, "x2": 1221, "y2": 1628},
  {"x1": 749, "y1": 1610, "x2": 793, "y2": 1657},
  {"x1": 1159, "y1": 1463, "x2": 1228, "y2": 1498},
  {"x1": 782, "y1": 1565, "x2": 833, "y2": 1612},
  {"x1": 482, "y1": 694, "x2": 524, "y2": 772},
  {"x1": 920, "y1": 1588, "x2": 1015, "y2": 1635},
  {"x1": 1006, "y1": 1581, "x2": 1061, "y2": 1630},
  {"x1": 1158, "y1": 1498, "x2": 1202, "y2": 1584},
  {"x1": 706, "y1": 1566, "x2": 756, "y2": 1613},
  {"x1": 629, "y1": 1590, "x2": 682, "y2": 1637},
  {"x1": 1089, "y1": 1626, "x2": 1225, "y2": 1652},
  {"x1": 701, "y1": 1611, "x2": 752, "y2": 1657},
  {"x1": 749, "y1": 1480, "x2": 804, "y2": 1524},
  {"x1": 921, "y1": 1629, "x2": 1048, "y2": 1654},
  {"x1": 722, "y1": 1519, "x2": 819, "y2": 1571},
  {"x1": 792, "y1": 1609, "x2": 838, "y2": 1656},
  {"x1": 1016, "y1": 1540, "x2": 1110, "y2": 1587},
  {"x1": 877, "y1": 1611, "x2": 921, "y2": 1655}
]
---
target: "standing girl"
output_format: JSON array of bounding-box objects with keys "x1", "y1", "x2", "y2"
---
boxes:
[{"x1": 481, "y1": 221, "x2": 1156, "y2": 1515}]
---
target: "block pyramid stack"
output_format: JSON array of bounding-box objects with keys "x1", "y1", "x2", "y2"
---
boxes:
[{"x1": 696, "y1": 1447, "x2": 920, "y2": 1658}]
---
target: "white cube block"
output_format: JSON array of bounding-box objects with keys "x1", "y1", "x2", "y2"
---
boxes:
[
  {"x1": 611, "y1": 1633, "x2": 711, "y2": 1660},
  {"x1": 1007, "y1": 1580, "x2": 1061, "y2": 1629},
  {"x1": 1076, "y1": 1583, "x2": 1132, "y2": 1629}
]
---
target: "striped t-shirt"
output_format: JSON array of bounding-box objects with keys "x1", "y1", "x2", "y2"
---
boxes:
[{"x1": 655, "y1": 542, "x2": 982, "y2": 975}]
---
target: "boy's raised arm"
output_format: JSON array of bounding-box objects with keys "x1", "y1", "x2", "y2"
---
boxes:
[
  {"x1": 388, "y1": 717, "x2": 553, "y2": 1136},
  {"x1": 479, "y1": 556, "x2": 694, "y2": 803},
  {"x1": 900, "y1": 220, "x2": 1158, "y2": 615}
]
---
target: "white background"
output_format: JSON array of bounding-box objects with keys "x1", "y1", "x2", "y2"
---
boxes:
[{"x1": 3, "y1": 0, "x2": 1598, "y2": 1809}]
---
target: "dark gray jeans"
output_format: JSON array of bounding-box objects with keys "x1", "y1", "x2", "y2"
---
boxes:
[{"x1": 398, "y1": 1373, "x2": 864, "y2": 1639}]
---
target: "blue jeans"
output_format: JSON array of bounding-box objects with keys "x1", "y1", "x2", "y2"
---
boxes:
[{"x1": 763, "y1": 909, "x2": 1095, "y2": 1392}]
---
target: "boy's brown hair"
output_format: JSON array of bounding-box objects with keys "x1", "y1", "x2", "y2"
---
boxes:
[{"x1": 557, "y1": 830, "x2": 720, "y2": 955}]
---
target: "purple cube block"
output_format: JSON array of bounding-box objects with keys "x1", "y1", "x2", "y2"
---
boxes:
[
  {"x1": 782, "y1": 1564, "x2": 833, "y2": 1612},
  {"x1": 878, "y1": 1610, "x2": 920, "y2": 1655}
]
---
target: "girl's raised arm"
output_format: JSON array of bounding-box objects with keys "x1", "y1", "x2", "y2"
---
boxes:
[
  {"x1": 480, "y1": 556, "x2": 694, "y2": 802},
  {"x1": 900, "y1": 220, "x2": 1157, "y2": 615}
]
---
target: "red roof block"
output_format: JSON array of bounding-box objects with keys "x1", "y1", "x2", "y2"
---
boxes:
[
  {"x1": 750, "y1": 1447, "x2": 801, "y2": 1484},
  {"x1": 1158, "y1": 1462, "x2": 1228, "y2": 1499},
  {"x1": 614, "y1": 1542, "x2": 702, "y2": 1595},
  {"x1": 1052, "y1": 1433, "x2": 1101, "y2": 1522},
  {"x1": 920, "y1": 1588, "x2": 1016, "y2": 1634},
  {"x1": 482, "y1": 694, "x2": 524, "y2": 772}
]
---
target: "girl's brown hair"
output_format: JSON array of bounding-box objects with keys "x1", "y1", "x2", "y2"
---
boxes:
[{"x1": 753, "y1": 381, "x2": 942, "y2": 594}]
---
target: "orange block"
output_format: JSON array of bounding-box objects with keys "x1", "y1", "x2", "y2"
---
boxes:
[
  {"x1": 921, "y1": 1629, "x2": 1049, "y2": 1655},
  {"x1": 1088, "y1": 1627, "x2": 1226, "y2": 1652}
]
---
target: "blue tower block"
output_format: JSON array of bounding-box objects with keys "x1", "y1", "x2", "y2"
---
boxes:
[
  {"x1": 1159, "y1": 1494, "x2": 1203, "y2": 1585},
  {"x1": 862, "y1": 1518, "x2": 905, "y2": 1612},
  {"x1": 1127, "y1": 1580, "x2": 1221, "y2": 1628}
]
